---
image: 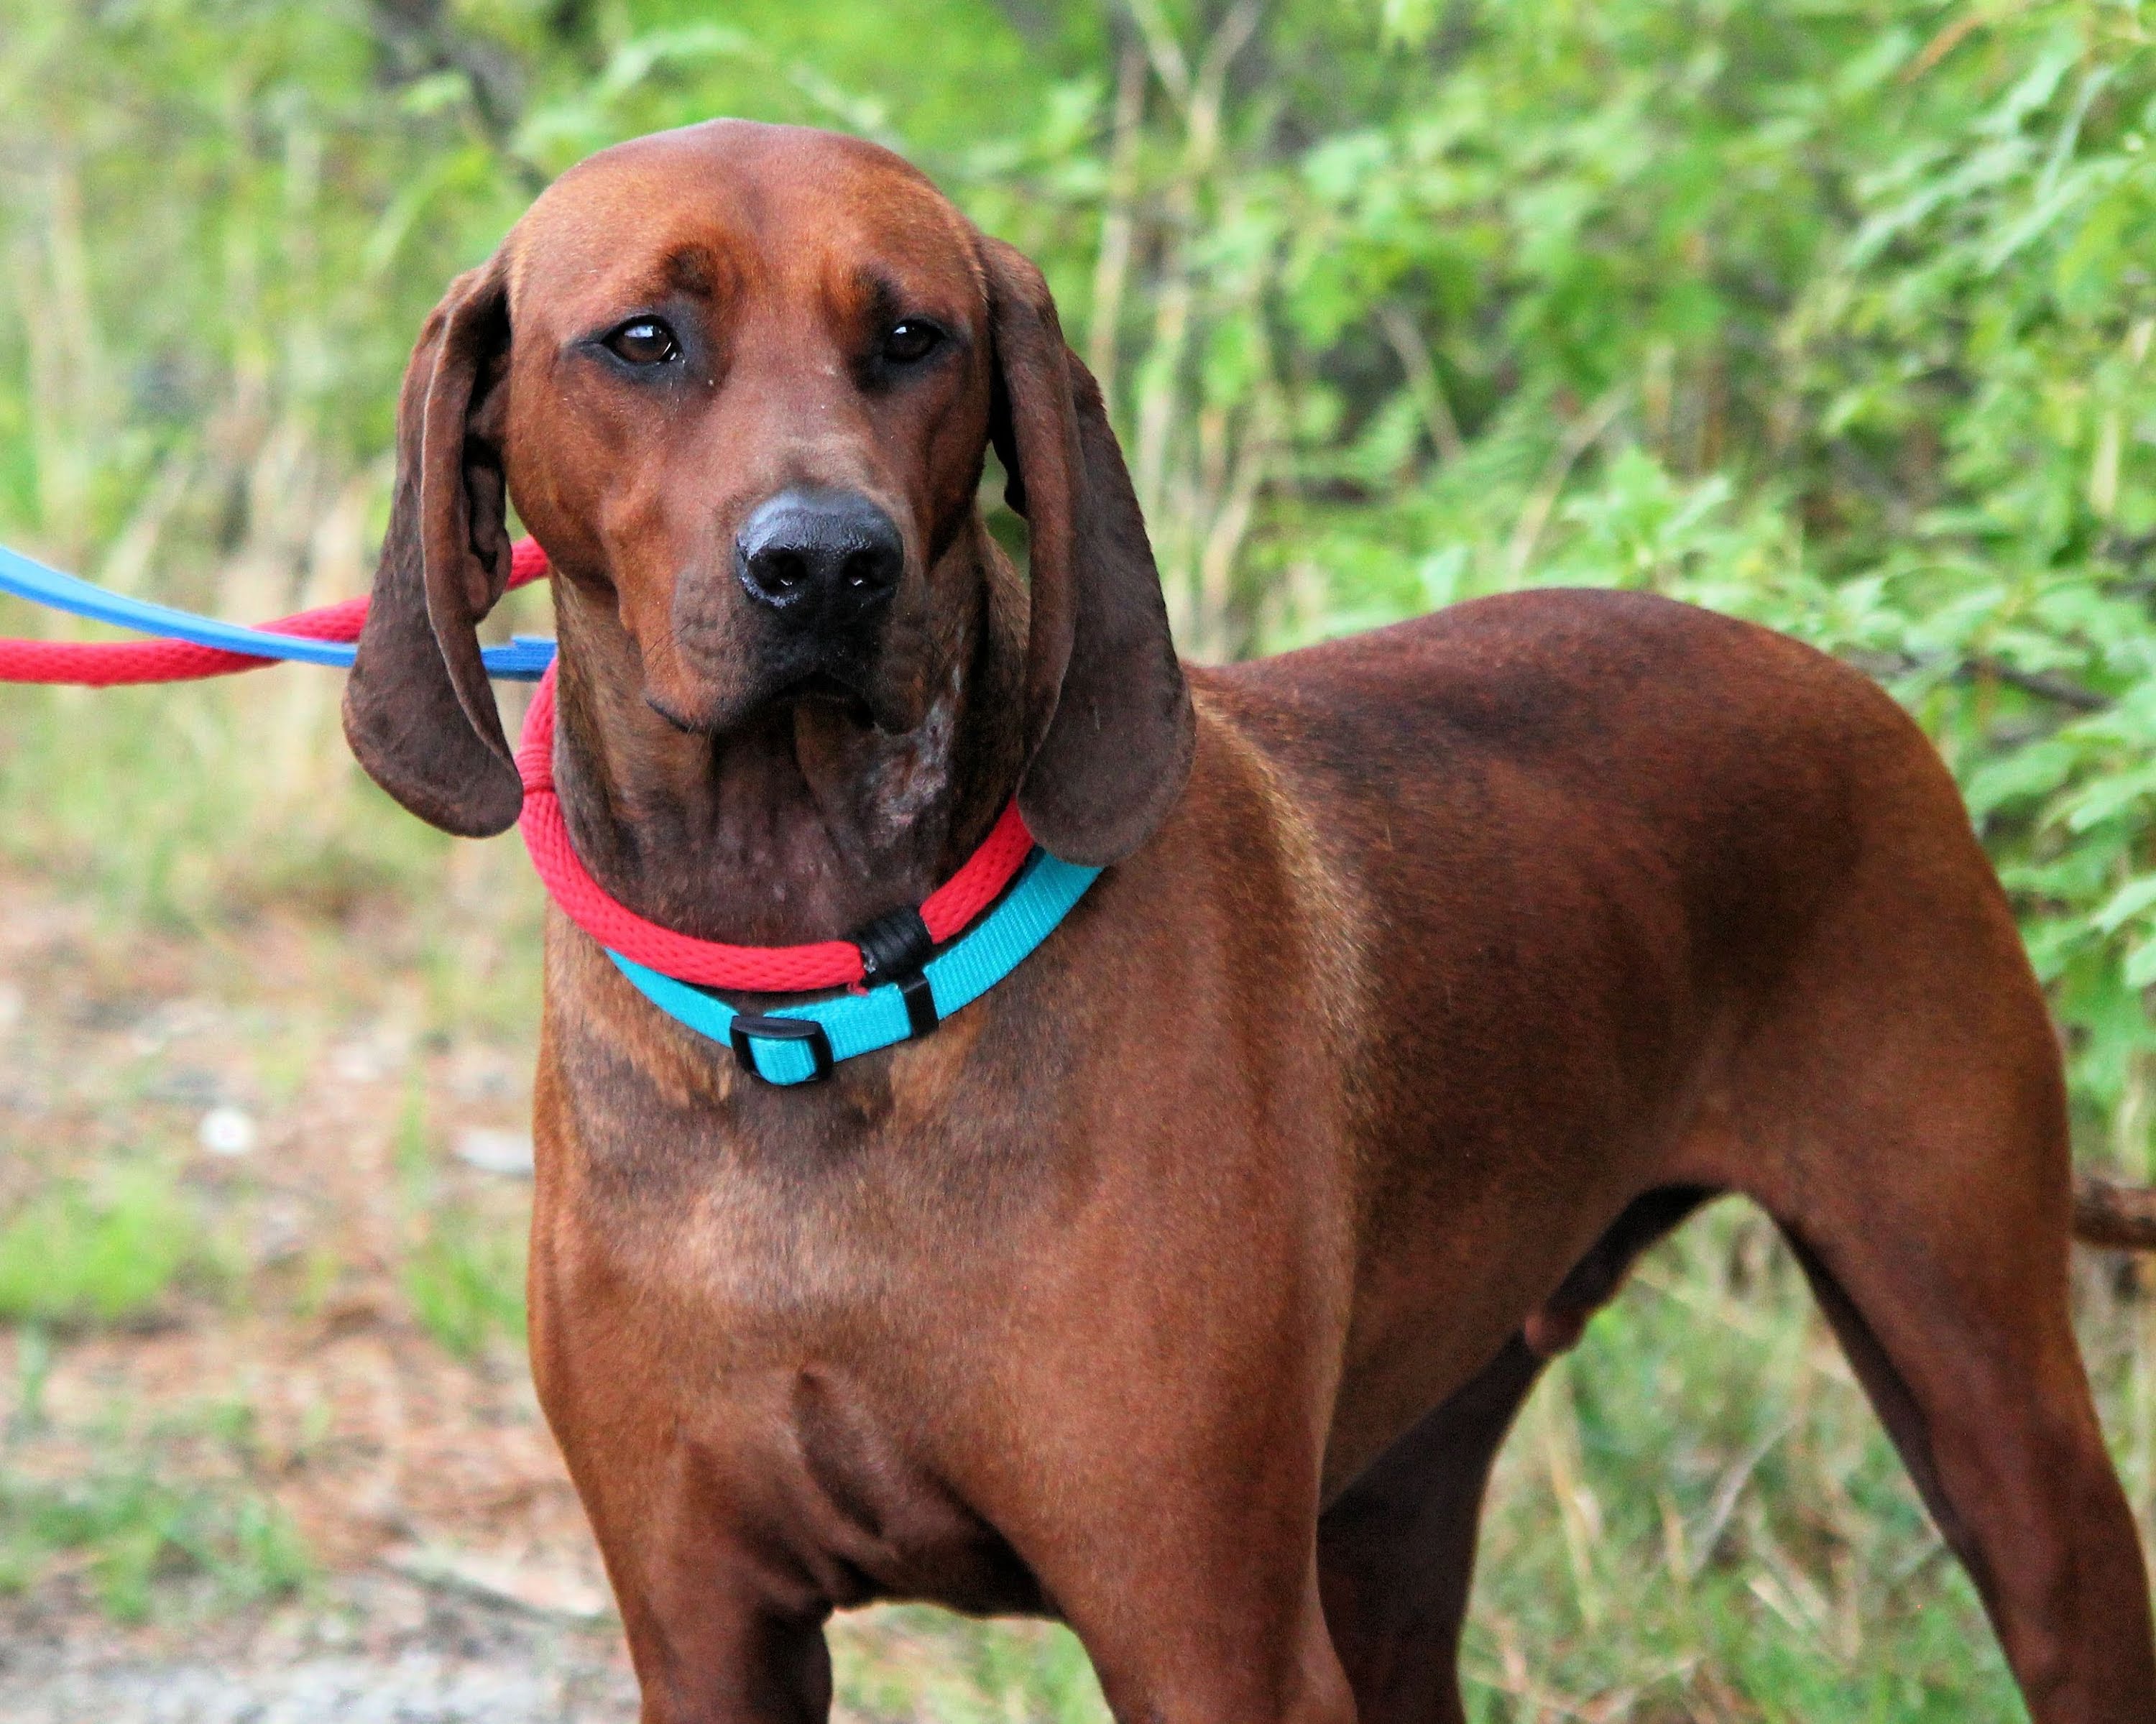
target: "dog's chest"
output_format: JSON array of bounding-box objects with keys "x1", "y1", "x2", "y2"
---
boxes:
[
  {"x1": 535, "y1": 1043, "x2": 1075, "y2": 1607},
  {"x1": 775, "y1": 1363, "x2": 1050, "y2": 1613},
  {"x1": 545, "y1": 1147, "x2": 1058, "y2": 1613}
]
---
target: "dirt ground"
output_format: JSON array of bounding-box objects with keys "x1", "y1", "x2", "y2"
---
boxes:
[{"x1": 0, "y1": 867, "x2": 1076, "y2": 1723}]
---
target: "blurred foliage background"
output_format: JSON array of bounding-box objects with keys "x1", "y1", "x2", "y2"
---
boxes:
[{"x1": 5, "y1": 1, "x2": 2156, "y2": 1718}]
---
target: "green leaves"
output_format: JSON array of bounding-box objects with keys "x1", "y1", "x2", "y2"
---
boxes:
[{"x1": 1076, "y1": 0, "x2": 2156, "y2": 1166}]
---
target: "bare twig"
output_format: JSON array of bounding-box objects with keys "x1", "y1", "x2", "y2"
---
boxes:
[
  {"x1": 1903, "y1": 6, "x2": 1991, "y2": 83},
  {"x1": 1086, "y1": 41, "x2": 1148, "y2": 395},
  {"x1": 1958, "y1": 657, "x2": 2111, "y2": 713},
  {"x1": 1376, "y1": 303, "x2": 1466, "y2": 465},
  {"x1": 1190, "y1": 0, "x2": 1263, "y2": 152},
  {"x1": 1849, "y1": 648, "x2": 2112, "y2": 714},
  {"x1": 366, "y1": 0, "x2": 546, "y2": 190},
  {"x1": 1689, "y1": 1419, "x2": 1792, "y2": 1580},
  {"x1": 1194, "y1": 380, "x2": 1276, "y2": 654},
  {"x1": 379, "y1": 1542, "x2": 612, "y2": 1623},
  {"x1": 1130, "y1": 1, "x2": 1258, "y2": 533},
  {"x1": 2074, "y1": 1175, "x2": 2156, "y2": 1252},
  {"x1": 985, "y1": 0, "x2": 1061, "y2": 45},
  {"x1": 1505, "y1": 386, "x2": 1628, "y2": 580},
  {"x1": 1121, "y1": 0, "x2": 1194, "y2": 108}
]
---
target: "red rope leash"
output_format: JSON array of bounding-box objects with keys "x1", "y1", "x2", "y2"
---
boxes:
[{"x1": 0, "y1": 535, "x2": 1034, "y2": 993}]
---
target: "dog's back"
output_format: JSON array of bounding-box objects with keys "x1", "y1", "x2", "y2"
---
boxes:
[{"x1": 1184, "y1": 586, "x2": 2032, "y2": 1401}]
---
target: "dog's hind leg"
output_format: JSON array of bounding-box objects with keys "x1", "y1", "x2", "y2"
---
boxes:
[
  {"x1": 1316, "y1": 1337, "x2": 1540, "y2": 1724},
  {"x1": 1785, "y1": 1217, "x2": 2153, "y2": 1716},
  {"x1": 1317, "y1": 1187, "x2": 1713, "y2": 1724},
  {"x1": 1728, "y1": 812, "x2": 2156, "y2": 1721},
  {"x1": 1764, "y1": 1186, "x2": 2155, "y2": 1722}
]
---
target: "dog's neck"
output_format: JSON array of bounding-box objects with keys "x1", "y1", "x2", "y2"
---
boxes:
[{"x1": 545, "y1": 520, "x2": 1029, "y2": 948}]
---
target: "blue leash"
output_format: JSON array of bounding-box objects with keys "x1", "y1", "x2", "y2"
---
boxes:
[{"x1": 0, "y1": 540, "x2": 556, "y2": 679}]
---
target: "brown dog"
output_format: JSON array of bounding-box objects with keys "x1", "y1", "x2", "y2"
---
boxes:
[{"x1": 341, "y1": 120, "x2": 2156, "y2": 1723}]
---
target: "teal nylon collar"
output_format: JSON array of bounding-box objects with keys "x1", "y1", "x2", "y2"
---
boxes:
[{"x1": 607, "y1": 850, "x2": 1100, "y2": 1085}]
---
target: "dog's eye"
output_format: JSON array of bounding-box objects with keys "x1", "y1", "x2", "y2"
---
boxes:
[
  {"x1": 882, "y1": 321, "x2": 944, "y2": 365},
  {"x1": 604, "y1": 318, "x2": 681, "y2": 366}
]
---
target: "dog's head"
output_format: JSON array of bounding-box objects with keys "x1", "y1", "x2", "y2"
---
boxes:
[{"x1": 343, "y1": 119, "x2": 1192, "y2": 868}]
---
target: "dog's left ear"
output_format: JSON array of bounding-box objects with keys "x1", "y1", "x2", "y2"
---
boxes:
[{"x1": 980, "y1": 236, "x2": 1195, "y2": 867}]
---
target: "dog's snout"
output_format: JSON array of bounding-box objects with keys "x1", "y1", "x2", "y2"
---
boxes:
[{"x1": 736, "y1": 489, "x2": 903, "y2": 623}]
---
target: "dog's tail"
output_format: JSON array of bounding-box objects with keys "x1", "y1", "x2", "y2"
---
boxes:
[{"x1": 2075, "y1": 1175, "x2": 2156, "y2": 1250}]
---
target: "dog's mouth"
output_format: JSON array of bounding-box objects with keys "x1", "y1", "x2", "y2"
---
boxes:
[
  {"x1": 645, "y1": 660, "x2": 898, "y2": 737},
  {"x1": 780, "y1": 667, "x2": 874, "y2": 717}
]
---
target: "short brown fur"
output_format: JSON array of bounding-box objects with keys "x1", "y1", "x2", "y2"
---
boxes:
[{"x1": 344, "y1": 121, "x2": 2156, "y2": 1723}]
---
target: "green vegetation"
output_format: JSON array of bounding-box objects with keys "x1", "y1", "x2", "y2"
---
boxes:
[
  {"x1": 2, "y1": 0, "x2": 2156, "y2": 1710},
  {"x1": 835, "y1": 1607, "x2": 1106, "y2": 1724},
  {"x1": 0, "y1": 1163, "x2": 211, "y2": 1328},
  {"x1": 400, "y1": 1216, "x2": 528, "y2": 1360},
  {"x1": 0, "y1": 1455, "x2": 310, "y2": 1622},
  {"x1": 9, "y1": 0, "x2": 2156, "y2": 1154},
  {"x1": 392, "y1": 1086, "x2": 528, "y2": 1359},
  {"x1": 1466, "y1": 1204, "x2": 2022, "y2": 1720},
  {"x1": 0, "y1": 1365, "x2": 309, "y2": 1623}
]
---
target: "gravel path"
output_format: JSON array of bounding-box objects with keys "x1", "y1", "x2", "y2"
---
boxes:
[{"x1": 0, "y1": 1575, "x2": 638, "y2": 1724}]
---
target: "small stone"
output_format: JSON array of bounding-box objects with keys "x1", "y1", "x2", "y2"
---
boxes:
[
  {"x1": 198, "y1": 1104, "x2": 259, "y2": 1157},
  {"x1": 0, "y1": 982, "x2": 23, "y2": 1032},
  {"x1": 455, "y1": 1127, "x2": 535, "y2": 1177},
  {"x1": 329, "y1": 1039, "x2": 383, "y2": 1083},
  {"x1": 147, "y1": 1064, "x2": 221, "y2": 1105},
  {"x1": 252, "y1": 1198, "x2": 308, "y2": 1266}
]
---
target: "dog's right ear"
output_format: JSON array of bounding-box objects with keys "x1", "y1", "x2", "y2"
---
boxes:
[{"x1": 342, "y1": 255, "x2": 522, "y2": 837}]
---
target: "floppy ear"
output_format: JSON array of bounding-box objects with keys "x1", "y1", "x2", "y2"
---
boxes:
[
  {"x1": 981, "y1": 236, "x2": 1195, "y2": 866},
  {"x1": 342, "y1": 255, "x2": 522, "y2": 837}
]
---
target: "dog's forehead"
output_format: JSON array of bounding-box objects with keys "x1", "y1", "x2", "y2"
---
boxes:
[{"x1": 508, "y1": 121, "x2": 983, "y2": 329}]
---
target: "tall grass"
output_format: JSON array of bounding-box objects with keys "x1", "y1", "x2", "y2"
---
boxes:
[{"x1": 1462, "y1": 1206, "x2": 2032, "y2": 1720}]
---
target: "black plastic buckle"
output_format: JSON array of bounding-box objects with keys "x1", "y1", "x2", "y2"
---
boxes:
[
  {"x1": 852, "y1": 905, "x2": 941, "y2": 1041},
  {"x1": 854, "y1": 905, "x2": 934, "y2": 984},
  {"x1": 729, "y1": 1015, "x2": 834, "y2": 1084}
]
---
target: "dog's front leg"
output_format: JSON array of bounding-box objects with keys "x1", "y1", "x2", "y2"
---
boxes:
[
  {"x1": 605, "y1": 1491, "x2": 831, "y2": 1724},
  {"x1": 533, "y1": 1338, "x2": 839, "y2": 1723},
  {"x1": 957, "y1": 1319, "x2": 1360, "y2": 1724},
  {"x1": 1011, "y1": 1456, "x2": 1355, "y2": 1724},
  {"x1": 1070, "y1": 1547, "x2": 1355, "y2": 1724},
  {"x1": 532, "y1": 1321, "x2": 837, "y2": 1724},
  {"x1": 526, "y1": 1138, "x2": 834, "y2": 1720}
]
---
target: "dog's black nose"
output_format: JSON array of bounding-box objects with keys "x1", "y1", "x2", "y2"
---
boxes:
[{"x1": 736, "y1": 489, "x2": 903, "y2": 622}]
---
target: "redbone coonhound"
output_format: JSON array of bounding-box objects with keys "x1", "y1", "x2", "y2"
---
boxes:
[{"x1": 342, "y1": 120, "x2": 2156, "y2": 1723}]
